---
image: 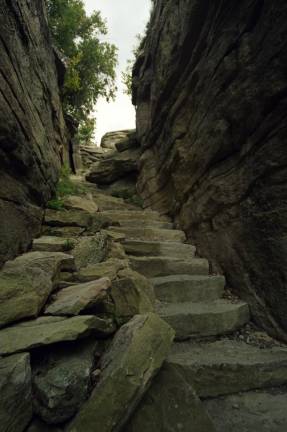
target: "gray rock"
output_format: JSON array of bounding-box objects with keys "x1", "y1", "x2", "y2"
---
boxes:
[
  {"x1": 32, "y1": 339, "x2": 100, "y2": 424},
  {"x1": 0, "y1": 315, "x2": 115, "y2": 356},
  {"x1": 71, "y1": 234, "x2": 108, "y2": 270},
  {"x1": 67, "y1": 313, "x2": 175, "y2": 432},
  {"x1": 0, "y1": 0, "x2": 67, "y2": 267},
  {"x1": 204, "y1": 389, "x2": 287, "y2": 432},
  {"x1": 133, "y1": 0, "x2": 287, "y2": 340},
  {"x1": 44, "y1": 278, "x2": 111, "y2": 316},
  {"x1": 0, "y1": 252, "x2": 75, "y2": 327},
  {"x1": 0, "y1": 353, "x2": 32, "y2": 432},
  {"x1": 100, "y1": 130, "x2": 136, "y2": 150},
  {"x1": 126, "y1": 363, "x2": 215, "y2": 432},
  {"x1": 44, "y1": 209, "x2": 93, "y2": 228},
  {"x1": 32, "y1": 237, "x2": 77, "y2": 253}
]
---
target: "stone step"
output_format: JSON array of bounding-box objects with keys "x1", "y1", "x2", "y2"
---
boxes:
[
  {"x1": 32, "y1": 236, "x2": 75, "y2": 253},
  {"x1": 129, "y1": 256, "x2": 209, "y2": 278},
  {"x1": 108, "y1": 227, "x2": 186, "y2": 242},
  {"x1": 157, "y1": 300, "x2": 250, "y2": 340},
  {"x1": 116, "y1": 220, "x2": 174, "y2": 229},
  {"x1": 100, "y1": 210, "x2": 170, "y2": 222},
  {"x1": 151, "y1": 275, "x2": 225, "y2": 303},
  {"x1": 204, "y1": 388, "x2": 287, "y2": 432},
  {"x1": 168, "y1": 339, "x2": 287, "y2": 398},
  {"x1": 124, "y1": 240, "x2": 196, "y2": 258}
]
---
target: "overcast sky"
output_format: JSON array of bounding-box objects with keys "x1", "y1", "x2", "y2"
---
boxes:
[{"x1": 83, "y1": 0, "x2": 151, "y2": 144}]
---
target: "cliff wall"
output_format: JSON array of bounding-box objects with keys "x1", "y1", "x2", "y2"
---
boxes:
[
  {"x1": 0, "y1": 0, "x2": 68, "y2": 266},
  {"x1": 133, "y1": 0, "x2": 287, "y2": 340}
]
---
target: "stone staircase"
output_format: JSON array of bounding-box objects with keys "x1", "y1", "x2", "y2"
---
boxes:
[{"x1": 104, "y1": 206, "x2": 287, "y2": 431}]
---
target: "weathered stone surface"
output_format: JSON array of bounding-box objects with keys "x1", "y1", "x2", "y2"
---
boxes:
[
  {"x1": 0, "y1": 252, "x2": 75, "y2": 327},
  {"x1": 32, "y1": 237, "x2": 76, "y2": 253},
  {"x1": 126, "y1": 363, "x2": 215, "y2": 432},
  {"x1": 45, "y1": 278, "x2": 111, "y2": 316},
  {"x1": 133, "y1": 0, "x2": 287, "y2": 340},
  {"x1": 204, "y1": 389, "x2": 287, "y2": 432},
  {"x1": 157, "y1": 299, "x2": 250, "y2": 340},
  {"x1": 41, "y1": 226, "x2": 85, "y2": 238},
  {"x1": 115, "y1": 131, "x2": 138, "y2": 153},
  {"x1": 80, "y1": 145, "x2": 110, "y2": 169},
  {"x1": 168, "y1": 339, "x2": 287, "y2": 398},
  {"x1": 32, "y1": 339, "x2": 100, "y2": 424},
  {"x1": 0, "y1": 315, "x2": 115, "y2": 356},
  {"x1": 124, "y1": 240, "x2": 195, "y2": 258},
  {"x1": 62, "y1": 195, "x2": 99, "y2": 214},
  {"x1": 44, "y1": 209, "x2": 93, "y2": 228},
  {"x1": 111, "y1": 268, "x2": 154, "y2": 325},
  {"x1": 77, "y1": 258, "x2": 128, "y2": 282},
  {"x1": 71, "y1": 234, "x2": 108, "y2": 270},
  {"x1": 0, "y1": 353, "x2": 32, "y2": 432},
  {"x1": 86, "y1": 148, "x2": 140, "y2": 185},
  {"x1": 100, "y1": 129, "x2": 136, "y2": 150},
  {"x1": 68, "y1": 313, "x2": 175, "y2": 432},
  {"x1": 108, "y1": 227, "x2": 186, "y2": 242},
  {"x1": 0, "y1": 0, "x2": 68, "y2": 266}
]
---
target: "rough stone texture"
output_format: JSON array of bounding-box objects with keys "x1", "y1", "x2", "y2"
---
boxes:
[
  {"x1": 0, "y1": 353, "x2": 32, "y2": 432},
  {"x1": 0, "y1": 251, "x2": 75, "y2": 327},
  {"x1": 0, "y1": 0, "x2": 68, "y2": 266},
  {"x1": 44, "y1": 278, "x2": 111, "y2": 316},
  {"x1": 100, "y1": 130, "x2": 136, "y2": 150},
  {"x1": 126, "y1": 363, "x2": 215, "y2": 432},
  {"x1": 133, "y1": 0, "x2": 287, "y2": 340},
  {"x1": 77, "y1": 258, "x2": 129, "y2": 283},
  {"x1": 0, "y1": 315, "x2": 115, "y2": 355},
  {"x1": 32, "y1": 339, "x2": 100, "y2": 424},
  {"x1": 204, "y1": 388, "x2": 287, "y2": 432},
  {"x1": 67, "y1": 313, "x2": 175, "y2": 432},
  {"x1": 26, "y1": 419, "x2": 63, "y2": 432},
  {"x1": 71, "y1": 234, "x2": 108, "y2": 270},
  {"x1": 62, "y1": 195, "x2": 99, "y2": 214}
]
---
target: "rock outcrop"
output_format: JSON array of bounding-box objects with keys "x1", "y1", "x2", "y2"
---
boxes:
[
  {"x1": 133, "y1": 0, "x2": 287, "y2": 340},
  {"x1": 0, "y1": 0, "x2": 68, "y2": 266}
]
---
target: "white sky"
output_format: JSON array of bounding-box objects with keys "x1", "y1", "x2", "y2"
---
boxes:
[{"x1": 83, "y1": 0, "x2": 151, "y2": 145}]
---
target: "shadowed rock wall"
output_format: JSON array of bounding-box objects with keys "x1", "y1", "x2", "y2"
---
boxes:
[
  {"x1": 0, "y1": 0, "x2": 68, "y2": 266},
  {"x1": 133, "y1": 0, "x2": 287, "y2": 340}
]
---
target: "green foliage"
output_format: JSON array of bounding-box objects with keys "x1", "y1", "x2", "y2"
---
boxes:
[
  {"x1": 63, "y1": 238, "x2": 76, "y2": 251},
  {"x1": 77, "y1": 116, "x2": 96, "y2": 146},
  {"x1": 122, "y1": 34, "x2": 145, "y2": 96},
  {"x1": 47, "y1": 165, "x2": 79, "y2": 210},
  {"x1": 46, "y1": 0, "x2": 118, "y2": 122}
]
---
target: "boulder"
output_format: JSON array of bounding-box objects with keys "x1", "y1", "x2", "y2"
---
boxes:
[
  {"x1": 71, "y1": 234, "x2": 108, "y2": 270},
  {"x1": 77, "y1": 258, "x2": 129, "y2": 283},
  {"x1": 0, "y1": 353, "x2": 32, "y2": 432},
  {"x1": 111, "y1": 268, "x2": 155, "y2": 325},
  {"x1": 86, "y1": 148, "x2": 140, "y2": 185},
  {"x1": 133, "y1": 0, "x2": 287, "y2": 340},
  {"x1": 100, "y1": 130, "x2": 136, "y2": 150},
  {"x1": 32, "y1": 339, "x2": 101, "y2": 424},
  {"x1": 126, "y1": 363, "x2": 215, "y2": 432},
  {"x1": 67, "y1": 313, "x2": 175, "y2": 432},
  {"x1": 62, "y1": 195, "x2": 99, "y2": 214},
  {"x1": 44, "y1": 209, "x2": 93, "y2": 228},
  {"x1": 44, "y1": 278, "x2": 111, "y2": 316},
  {"x1": 0, "y1": 252, "x2": 75, "y2": 327},
  {"x1": 0, "y1": 315, "x2": 115, "y2": 356},
  {"x1": 32, "y1": 237, "x2": 77, "y2": 253}
]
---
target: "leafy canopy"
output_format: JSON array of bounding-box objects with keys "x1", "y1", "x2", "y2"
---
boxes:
[{"x1": 47, "y1": 0, "x2": 118, "y2": 123}]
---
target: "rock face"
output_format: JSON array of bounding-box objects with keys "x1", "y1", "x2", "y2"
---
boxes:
[
  {"x1": 0, "y1": 353, "x2": 32, "y2": 432},
  {"x1": 100, "y1": 130, "x2": 136, "y2": 150},
  {"x1": 133, "y1": 0, "x2": 287, "y2": 340},
  {"x1": 0, "y1": 0, "x2": 68, "y2": 266}
]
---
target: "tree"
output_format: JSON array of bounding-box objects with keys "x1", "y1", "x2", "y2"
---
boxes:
[{"x1": 46, "y1": 0, "x2": 118, "y2": 123}]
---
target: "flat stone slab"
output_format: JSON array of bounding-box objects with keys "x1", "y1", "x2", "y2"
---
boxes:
[
  {"x1": 204, "y1": 388, "x2": 287, "y2": 432},
  {"x1": 67, "y1": 313, "x2": 175, "y2": 432},
  {"x1": 45, "y1": 278, "x2": 111, "y2": 316},
  {"x1": 32, "y1": 236, "x2": 77, "y2": 253},
  {"x1": 168, "y1": 339, "x2": 287, "y2": 397},
  {"x1": 44, "y1": 209, "x2": 93, "y2": 228},
  {"x1": 63, "y1": 195, "x2": 99, "y2": 214},
  {"x1": 0, "y1": 251, "x2": 75, "y2": 327},
  {"x1": 129, "y1": 256, "x2": 209, "y2": 278},
  {"x1": 0, "y1": 315, "x2": 115, "y2": 356},
  {"x1": 151, "y1": 275, "x2": 225, "y2": 303},
  {"x1": 100, "y1": 210, "x2": 169, "y2": 222},
  {"x1": 77, "y1": 258, "x2": 129, "y2": 282},
  {"x1": 124, "y1": 240, "x2": 196, "y2": 258},
  {"x1": 118, "y1": 220, "x2": 174, "y2": 229},
  {"x1": 157, "y1": 299, "x2": 249, "y2": 339},
  {"x1": 108, "y1": 227, "x2": 186, "y2": 242},
  {"x1": 0, "y1": 353, "x2": 32, "y2": 432},
  {"x1": 126, "y1": 362, "x2": 215, "y2": 432}
]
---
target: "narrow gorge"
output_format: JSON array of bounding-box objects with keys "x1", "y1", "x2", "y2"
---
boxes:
[{"x1": 0, "y1": 1, "x2": 287, "y2": 432}]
